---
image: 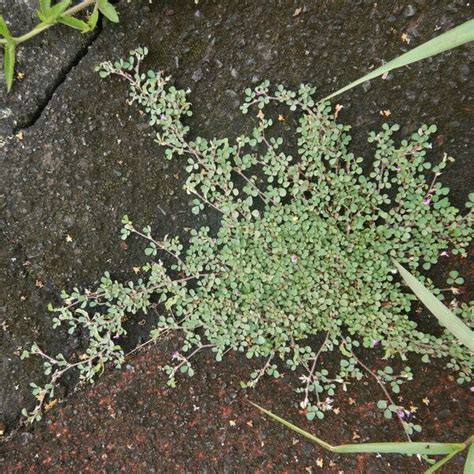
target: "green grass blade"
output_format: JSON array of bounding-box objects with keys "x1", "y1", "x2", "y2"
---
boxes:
[
  {"x1": 250, "y1": 402, "x2": 463, "y2": 455},
  {"x1": 45, "y1": 0, "x2": 71, "y2": 22},
  {"x1": 39, "y1": 0, "x2": 51, "y2": 15},
  {"x1": 87, "y1": 7, "x2": 99, "y2": 29},
  {"x1": 324, "y1": 19, "x2": 474, "y2": 101},
  {"x1": 425, "y1": 449, "x2": 462, "y2": 474},
  {"x1": 249, "y1": 402, "x2": 334, "y2": 451},
  {"x1": 393, "y1": 260, "x2": 474, "y2": 352},
  {"x1": 58, "y1": 16, "x2": 90, "y2": 32},
  {"x1": 0, "y1": 15, "x2": 12, "y2": 39},
  {"x1": 4, "y1": 41, "x2": 15, "y2": 92},
  {"x1": 335, "y1": 443, "x2": 462, "y2": 456},
  {"x1": 464, "y1": 443, "x2": 474, "y2": 474},
  {"x1": 98, "y1": 0, "x2": 119, "y2": 23}
]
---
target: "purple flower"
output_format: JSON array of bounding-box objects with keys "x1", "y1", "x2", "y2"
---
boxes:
[
  {"x1": 372, "y1": 339, "x2": 381, "y2": 348},
  {"x1": 470, "y1": 386, "x2": 474, "y2": 393},
  {"x1": 171, "y1": 351, "x2": 180, "y2": 360},
  {"x1": 397, "y1": 408, "x2": 412, "y2": 420},
  {"x1": 440, "y1": 250, "x2": 449, "y2": 257},
  {"x1": 423, "y1": 197, "x2": 431, "y2": 206},
  {"x1": 290, "y1": 255, "x2": 298, "y2": 264}
]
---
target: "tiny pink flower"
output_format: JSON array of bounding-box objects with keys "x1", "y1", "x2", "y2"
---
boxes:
[
  {"x1": 397, "y1": 408, "x2": 411, "y2": 420},
  {"x1": 423, "y1": 197, "x2": 431, "y2": 205},
  {"x1": 171, "y1": 351, "x2": 180, "y2": 360},
  {"x1": 372, "y1": 339, "x2": 381, "y2": 348},
  {"x1": 440, "y1": 250, "x2": 449, "y2": 257},
  {"x1": 290, "y1": 255, "x2": 298, "y2": 264}
]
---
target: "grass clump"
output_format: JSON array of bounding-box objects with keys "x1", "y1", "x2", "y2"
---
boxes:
[{"x1": 22, "y1": 48, "x2": 473, "y2": 425}]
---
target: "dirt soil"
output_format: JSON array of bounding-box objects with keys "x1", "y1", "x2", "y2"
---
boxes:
[
  {"x1": 0, "y1": 0, "x2": 473, "y2": 472},
  {"x1": 1, "y1": 335, "x2": 473, "y2": 473}
]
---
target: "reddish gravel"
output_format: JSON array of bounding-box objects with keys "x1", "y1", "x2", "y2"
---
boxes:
[{"x1": 1, "y1": 333, "x2": 472, "y2": 473}]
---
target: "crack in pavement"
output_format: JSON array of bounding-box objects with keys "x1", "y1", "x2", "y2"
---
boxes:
[{"x1": 13, "y1": 20, "x2": 103, "y2": 133}]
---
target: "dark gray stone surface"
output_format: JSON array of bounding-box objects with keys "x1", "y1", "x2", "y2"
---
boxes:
[{"x1": 0, "y1": 0, "x2": 95, "y2": 134}]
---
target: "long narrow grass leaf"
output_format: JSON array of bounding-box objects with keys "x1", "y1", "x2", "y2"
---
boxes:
[
  {"x1": 250, "y1": 402, "x2": 463, "y2": 455},
  {"x1": 249, "y1": 402, "x2": 333, "y2": 450},
  {"x1": 58, "y1": 16, "x2": 90, "y2": 32},
  {"x1": 46, "y1": 0, "x2": 71, "y2": 22},
  {"x1": 4, "y1": 41, "x2": 15, "y2": 92},
  {"x1": 98, "y1": 0, "x2": 119, "y2": 23},
  {"x1": 464, "y1": 443, "x2": 474, "y2": 474},
  {"x1": 0, "y1": 15, "x2": 11, "y2": 39},
  {"x1": 39, "y1": 0, "x2": 51, "y2": 15},
  {"x1": 324, "y1": 19, "x2": 474, "y2": 101},
  {"x1": 88, "y1": 7, "x2": 99, "y2": 29},
  {"x1": 425, "y1": 449, "x2": 463, "y2": 474},
  {"x1": 393, "y1": 260, "x2": 474, "y2": 351}
]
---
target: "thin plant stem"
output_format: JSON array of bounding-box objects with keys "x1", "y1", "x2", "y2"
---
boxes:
[
  {"x1": 302, "y1": 333, "x2": 329, "y2": 408},
  {"x1": 0, "y1": 0, "x2": 97, "y2": 45},
  {"x1": 247, "y1": 352, "x2": 275, "y2": 388},
  {"x1": 350, "y1": 349, "x2": 412, "y2": 443}
]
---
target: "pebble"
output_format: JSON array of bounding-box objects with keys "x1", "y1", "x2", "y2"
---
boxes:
[
  {"x1": 301, "y1": 441, "x2": 315, "y2": 456},
  {"x1": 458, "y1": 64, "x2": 470, "y2": 83},
  {"x1": 224, "y1": 390, "x2": 237, "y2": 403},
  {"x1": 20, "y1": 432, "x2": 33, "y2": 445},
  {"x1": 362, "y1": 81, "x2": 372, "y2": 93},
  {"x1": 192, "y1": 68, "x2": 203, "y2": 82},
  {"x1": 438, "y1": 409, "x2": 451, "y2": 420},
  {"x1": 0, "y1": 107, "x2": 12, "y2": 120},
  {"x1": 224, "y1": 90, "x2": 240, "y2": 110},
  {"x1": 64, "y1": 215, "x2": 75, "y2": 227},
  {"x1": 406, "y1": 91, "x2": 417, "y2": 102},
  {"x1": 403, "y1": 5, "x2": 417, "y2": 17},
  {"x1": 262, "y1": 49, "x2": 273, "y2": 62},
  {"x1": 230, "y1": 68, "x2": 239, "y2": 80}
]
